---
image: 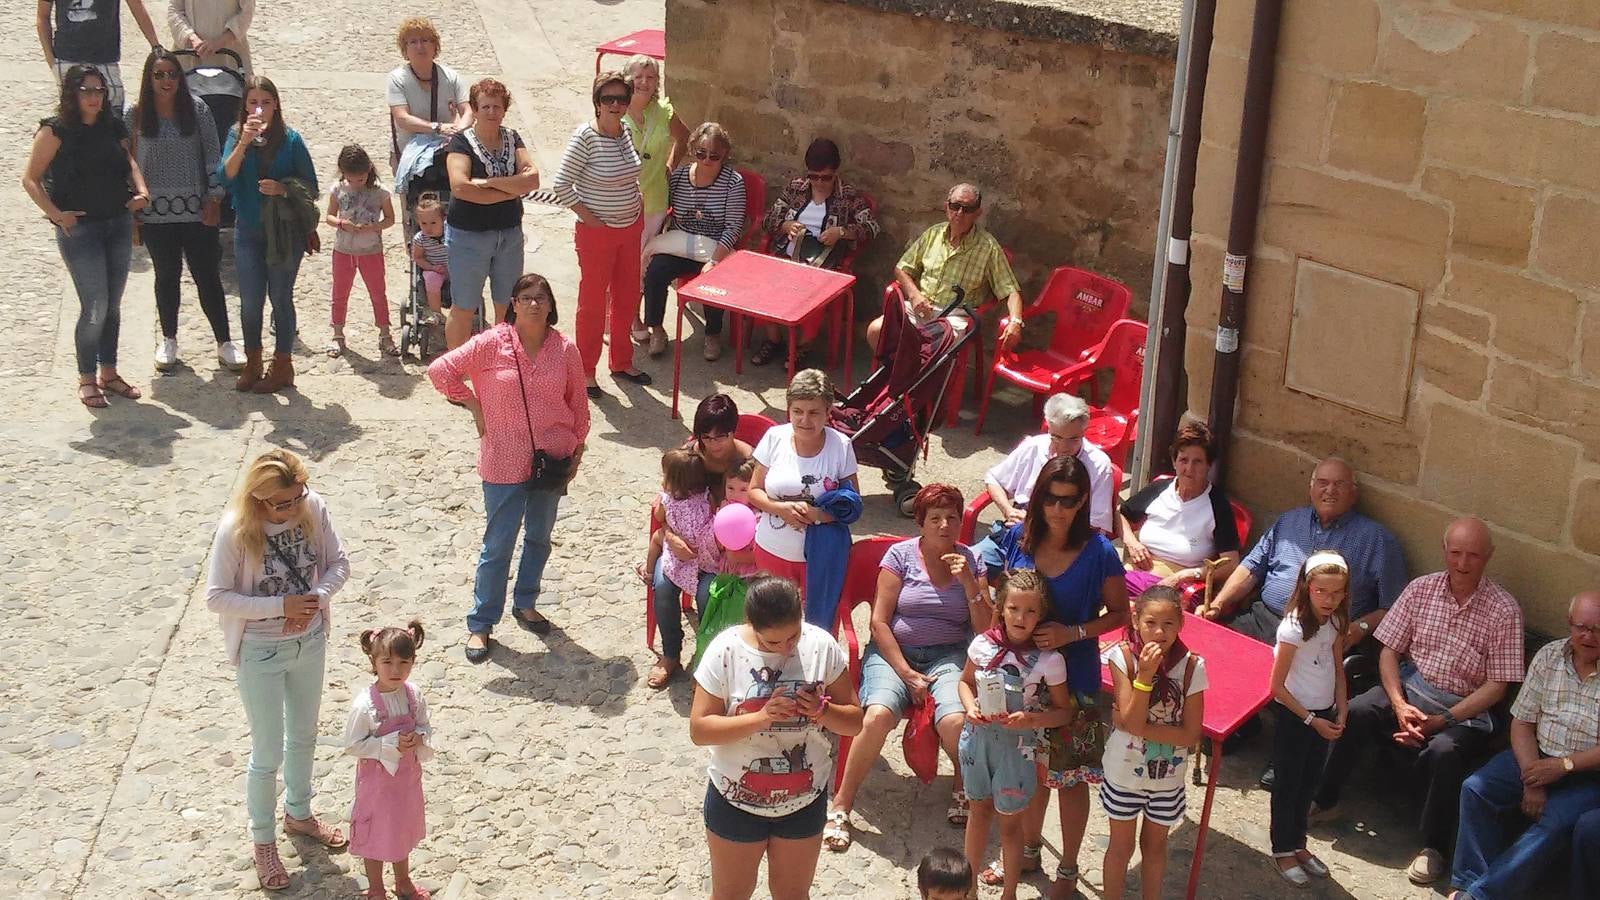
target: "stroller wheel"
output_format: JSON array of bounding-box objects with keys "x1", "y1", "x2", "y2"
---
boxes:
[
  {"x1": 398, "y1": 324, "x2": 413, "y2": 359},
  {"x1": 891, "y1": 480, "x2": 921, "y2": 517}
]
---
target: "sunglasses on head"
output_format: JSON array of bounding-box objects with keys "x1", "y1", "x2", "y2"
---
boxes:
[
  {"x1": 693, "y1": 149, "x2": 725, "y2": 162},
  {"x1": 259, "y1": 487, "x2": 308, "y2": 512},
  {"x1": 947, "y1": 200, "x2": 979, "y2": 214},
  {"x1": 598, "y1": 94, "x2": 629, "y2": 106},
  {"x1": 1038, "y1": 490, "x2": 1084, "y2": 509}
]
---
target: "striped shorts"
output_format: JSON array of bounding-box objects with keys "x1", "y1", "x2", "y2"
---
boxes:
[{"x1": 1100, "y1": 778, "x2": 1187, "y2": 827}]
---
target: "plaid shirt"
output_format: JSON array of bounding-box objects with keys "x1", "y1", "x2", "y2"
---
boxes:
[
  {"x1": 1242, "y1": 507, "x2": 1408, "y2": 618},
  {"x1": 1375, "y1": 573, "x2": 1525, "y2": 696},
  {"x1": 1511, "y1": 638, "x2": 1600, "y2": 758},
  {"x1": 895, "y1": 222, "x2": 1020, "y2": 307}
]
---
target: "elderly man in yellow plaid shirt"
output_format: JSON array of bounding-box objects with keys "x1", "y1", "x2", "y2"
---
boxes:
[{"x1": 866, "y1": 183, "x2": 1025, "y2": 351}]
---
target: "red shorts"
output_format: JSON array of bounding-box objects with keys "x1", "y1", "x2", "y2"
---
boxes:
[{"x1": 751, "y1": 545, "x2": 808, "y2": 593}]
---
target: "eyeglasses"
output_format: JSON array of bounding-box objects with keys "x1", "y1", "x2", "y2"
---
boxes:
[
  {"x1": 1047, "y1": 429, "x2": 1085, "y2": 444},
  {"x1": 947, "y1": 200, "x2": 979, "y2": 214},
  {"x1": 152, "y1": 70, "x2": 181, "y2": 82},
  {"x1": 693, "y1": 149, "x2": 725, "y2": 162},
  {"x1": 1571, "y1": 621, "x2": 1600, "y2": 638},
  {"x1": 597, "y1": 94, "x2": 630, "y2": 106},
  {"x1": 514, "y1": 293, "x2": 551, "y2": 306},
  {"x1": 807, "y1": 172, "x2": 836, "y2": 182},
  {"x1": 1312, "y1": 478, "x2": 1354, "y2": 491},
  {"x1": 1038, "y1": 491, "x2": 1084, "y2": 509},
  {"x1": 77, "y1": 86, "x2": 108, "y2": 96},
  {"x1": 258, "y1": 488, "x2": 307, "y2": 512}
]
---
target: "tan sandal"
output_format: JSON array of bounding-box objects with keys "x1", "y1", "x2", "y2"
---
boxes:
[
  {"x1": 283, "y1": 813, "x2": 348, "y2": 849},
  {"x1": 253, "y1": 842, "x2": 290, "y2": 891}
]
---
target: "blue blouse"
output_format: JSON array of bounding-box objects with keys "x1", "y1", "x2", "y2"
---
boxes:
[
  {"x1": 988, "y1": 523, "x2": 1124, "y2": 693},
  {"x1": 219, "y1": 127, "x2": 317, "y2": 230}
]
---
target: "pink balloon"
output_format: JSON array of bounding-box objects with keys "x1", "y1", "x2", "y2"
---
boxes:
[{"x1": 713, "y1": 502, "x2": 757, "y2": 550}]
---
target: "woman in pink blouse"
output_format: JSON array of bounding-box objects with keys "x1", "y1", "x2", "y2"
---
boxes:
[{"x1": 428, "y1": 272, "x2": 590, "y2": 664}]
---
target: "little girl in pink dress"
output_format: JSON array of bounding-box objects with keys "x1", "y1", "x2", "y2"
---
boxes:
[
  {"x1": 655, "y1": 448, "x2": 723, "y2": 597},
  {"x1": 344, "y1": 620, "x2": 434, "y2": 899}
]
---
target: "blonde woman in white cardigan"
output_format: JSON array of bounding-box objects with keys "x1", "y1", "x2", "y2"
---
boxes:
[{"x1": 205, "y1": 448, "x2": 349, "y2": 892}]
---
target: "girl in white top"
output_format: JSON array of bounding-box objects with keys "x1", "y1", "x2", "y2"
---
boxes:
[
  {"x1": 748, "y1": 369, "x2": 859, "y2": 587},
  {"x1": 1268, "y1": 552, "x2": 1350, "y2": 886},
  {"x1": 1100, "y1": 586, "x2": 1207, "y2": 900},
  {"x1": 204, "y1": 449, "x2": 350, "y2": 892},
  {"x1": 691, "y1": 576, "x2": 863, "y2": 899}
]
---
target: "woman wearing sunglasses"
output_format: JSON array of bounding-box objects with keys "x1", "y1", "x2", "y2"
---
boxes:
[
  {"x1": 549, "y1": 71, "x2": 650, "y2": 397},
  {"x1": 980, "y1": 453, "x2": 1128, "y2": 898},
  {"x1": 205, "y1": 448, "x2": 352, "y2": 891},
  {"x1": 751, "y1": 137, "x2": 879, "y2": 367},
  {"x1": 23, "y1": 64, "x2": 149, "y2": 408},
  {"x1": 639, "y1": 121, "x2": 745, "y2": 362},
  {"x1": 130, "y1": 47, "x2": 242, "y2": 374},
  {"x1": 428, "y1": 273, "x2": 590, "y2": 665}
]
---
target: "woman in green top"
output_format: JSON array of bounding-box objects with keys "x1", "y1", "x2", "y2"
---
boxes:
[{"x1": 621, "y1": 54, "x2": 688, "y2": 345}]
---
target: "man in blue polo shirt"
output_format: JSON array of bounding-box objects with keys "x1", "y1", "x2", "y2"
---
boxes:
[{"x1": 1203, "y1": 455, "x2": 1407, "y2": 655}]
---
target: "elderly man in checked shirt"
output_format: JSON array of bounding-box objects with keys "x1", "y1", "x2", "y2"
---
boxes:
[
  {"x1": 1447, "y1": 590, "x2": 1600, "y2": 900},
  {"x1": 1308, "y1": 517, "x2": 1526, "y2": 888}
]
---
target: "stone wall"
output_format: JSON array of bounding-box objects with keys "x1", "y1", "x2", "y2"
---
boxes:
[
  {"x1": 1183, "y1": 0, "x2": 1600, "y2": 632},
  {"x1": 662, "y1": 0, "x2": 1177, "y2": 315}
]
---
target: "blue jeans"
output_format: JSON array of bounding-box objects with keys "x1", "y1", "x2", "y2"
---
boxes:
[
  {"x1": 445, "y1": 224, "x2": 523, "y2": 313},
  {"x1": 236, "y1": 628, "x2": 327, "y2": 845},
  {"x1": 1574, "y1": 809, "x2": 1600, "y2": 897},
  {"x1": 234, "y1": 225, "x2": 301, "y2": 355},
  {"x1": 470, "y1": 481, "x2": 562, "y2": 634},
  {"x1": 1452, "y1": 749, "x2": 1600, "y2": 900},
  {"x1": 56, "y1": 214, "x2": 132, "y2": 375},
  {"x1": 652, "y1": 554, "x2": 712, "y2": 661}
]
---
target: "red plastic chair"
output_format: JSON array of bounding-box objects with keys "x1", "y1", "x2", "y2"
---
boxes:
[
  {"x1": 974, "y1": 267, "x2": 1132, "y2": 435},
  {"x1": 833, "y1": 535, "x2": 899, "y2": 790},
  {"x1": 959, "y1": 460, "x2": 1122, "y2": 545},
  {"x1": 734, "y1": 413, "x2": 777, "y2": 446},
  {"x1": 1074, "y1": 320, "x2": 1148, "y2": 472}
]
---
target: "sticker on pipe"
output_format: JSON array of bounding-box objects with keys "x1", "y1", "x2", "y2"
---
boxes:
[
  {"x1": 1215, "y1": 326, "x2": 1240, "y2": 354},
  {"x1": 1223, "y1": 253, "x2": 1247, "y2": 292}
]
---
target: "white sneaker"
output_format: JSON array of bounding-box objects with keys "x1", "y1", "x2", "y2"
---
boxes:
[
  {"x1": 155, "y1": 337, "x2": 179, "y2": 370},
  {"x1": 217, "y1": 341, "x2": 246, "y2": 371}
]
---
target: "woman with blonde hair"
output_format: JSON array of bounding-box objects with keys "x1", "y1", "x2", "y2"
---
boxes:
[
  {"x1": 619, "y1": 54, "x2": 688, "y2": 341},
  {"x1": 205, "y1": 448, "x2": 351, "y2": 891}
]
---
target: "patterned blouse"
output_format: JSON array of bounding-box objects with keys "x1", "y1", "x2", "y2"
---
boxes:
[{"x1": 427, "y1": 323, "x2": 591, "y2": 484}]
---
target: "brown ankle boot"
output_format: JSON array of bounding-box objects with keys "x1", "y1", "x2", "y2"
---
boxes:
[
  {"x1": 252, "y1": 353, "x2": 294, "y2": 393},
  {"x1": 234, "y1": 349, "x2": 263, "y2": 391}
]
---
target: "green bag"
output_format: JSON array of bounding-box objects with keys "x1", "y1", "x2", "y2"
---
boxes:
[{"x1": 690, "y1": 574, "x2": 748, "y2": 671}]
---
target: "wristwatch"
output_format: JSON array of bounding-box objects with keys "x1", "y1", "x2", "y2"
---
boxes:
[
  {"x1": 431, "y1": 121, "x2": 441, "y2": 135},
  {"x1": 1357, "y1": 620, "x2": 1371, "y2": 634},
  {"x1": 1563, "y1": 756, "x2": 1576, "y2": 773}
]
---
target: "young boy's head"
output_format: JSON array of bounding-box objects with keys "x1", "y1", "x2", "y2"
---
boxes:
[{"x1": 917, "y1": 847, "x2": 972, "y2": 899}]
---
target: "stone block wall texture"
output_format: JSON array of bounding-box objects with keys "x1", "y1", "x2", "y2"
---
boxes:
[
  {"x1": 1185, "y1": 0, "x2": 1600, "y2": 632},
  {"x1": 662, "y1": 0, "x2": 1177, "y2": 316}
]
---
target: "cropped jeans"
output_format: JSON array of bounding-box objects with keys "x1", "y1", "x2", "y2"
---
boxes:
[
  {"x1": 236, "y1": 627, "x2": 327, "y2": 845},
  {"x1": 469, "y1": 481, "x2": 562, "y2": 635},
  {"x1": 651, "y1": 554, "x2": 713, "y2": 661},
  {"x1": 56, "y1": 214, "x2": 133, "y2": 375}
]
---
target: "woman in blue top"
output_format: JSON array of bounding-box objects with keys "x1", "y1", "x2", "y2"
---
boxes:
[
  {"x1": 984, "y1": 453, "x2": 1128, "y2": 897},
  {"x1": 221, "y1": 74, "x2": 317, "y2": 394}
]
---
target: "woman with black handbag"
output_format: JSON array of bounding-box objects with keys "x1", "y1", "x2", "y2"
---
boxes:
[{"x1": 428, "y1": 272, "x2": 590, "y2": 663}]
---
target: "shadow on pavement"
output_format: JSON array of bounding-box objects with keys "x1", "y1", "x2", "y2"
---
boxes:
[{"x1": 482, "y1": 623, "x2": 638, "y2": 716}]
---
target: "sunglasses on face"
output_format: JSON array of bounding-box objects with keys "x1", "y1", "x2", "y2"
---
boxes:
[
  {"x1": 77, "y1": 85, "x2": 108, "y2": 96},
  {"x1": 153, "y1": 70, "x2": 181, "y2": 82},
  {"x1": 947, "y1": 200, "x2": 979, "y2": 214},
  {"x1": 1038, "y1": 491, "x2": 1084, "y2": 509},
  {"x1": 598, "y1": 94, "x2": 629, "y2": 106},
  {"x1": 693, "y1": 149, "x2": 725, "y2": 162},
  {"x1": 259, "y1": 488, "x2": 307, "y2": 512}
]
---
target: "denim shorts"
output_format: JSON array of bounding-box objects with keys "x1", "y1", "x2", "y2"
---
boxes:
[
  {"x1": 859, "y1": 641, "x2": 967, "y2": 724},
  {"x1": 703, "y1": 782, "x2": 827, "y2": 843},
  {"x1": 959, "y1": 722, "x2": 1038, "y2": 815}
]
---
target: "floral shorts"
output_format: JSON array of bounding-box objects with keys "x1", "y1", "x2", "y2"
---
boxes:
[{"x1": 1040, "y1": 690, "x2": 1107, "y2": 790}]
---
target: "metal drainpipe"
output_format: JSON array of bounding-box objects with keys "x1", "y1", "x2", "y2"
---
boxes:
[
  {"x1": 1132, "y1": 0, "x2": 1197, "y2": 488},
  {"x1": 1206, "y1": 0, "x2": 1285, "y2": 490},
  {"x1": 1141, "y1": 0, "x2": 1219, "y2": 481}
]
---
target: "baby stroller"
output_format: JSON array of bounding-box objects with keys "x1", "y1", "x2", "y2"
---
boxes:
[
  {"x1": 396, "y1": 158, "x2": 455, "y2": 360},
  {"x1": 173, "y1": 48, "x2": 245, "y2": 229},
  {"x1": 831, "y1": 287, "x2": 980, "y2": 515}
]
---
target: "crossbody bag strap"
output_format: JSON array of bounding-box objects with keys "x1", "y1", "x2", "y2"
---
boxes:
[
  {"x1": 268, "y1": 535, "x2": 313, "y2": 594},
  {"x1": 511, "y1": 333, "x2": 539, "y2": 460},
  {"x1": 391, "y1": 64, "x2": 442, "y2": 159}
]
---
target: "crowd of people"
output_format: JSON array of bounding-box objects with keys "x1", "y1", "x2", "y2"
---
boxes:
[{"x1": 31, "y1": 7, "x2": 1594, "y2": 900}]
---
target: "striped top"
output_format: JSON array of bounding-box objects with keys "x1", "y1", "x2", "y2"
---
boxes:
[
  {"x1": 549, "y1": 122, "x2": 642, "y2": 227},
  {"x1": 668, "y1": 164, "x2": 747, "y2": 249},
  {"x1": 132, "y1": 97, "x2": 223, "y2": 225},
  {"x1": 412, "y1": 231, "x2": 448, "y2": 269}
]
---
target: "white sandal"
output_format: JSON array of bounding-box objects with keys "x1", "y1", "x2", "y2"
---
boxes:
[
  {"x1": 821, "y1": 809, "x2": 851, "y2": 851},
  {"x1": 1273, "y1": 852, "x2": 1311, "y2": 887}
]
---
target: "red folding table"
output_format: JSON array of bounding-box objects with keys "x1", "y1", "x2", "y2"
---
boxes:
[
  {"x1": 1100, "y1": 612, "x2": 1274, "y2": 899},
  {"x1": 594, "y1": 29, "x2": 665, "y2": 74},
  {"x1": 671, "y1": 251, "x2": 856, "y2": 419}
]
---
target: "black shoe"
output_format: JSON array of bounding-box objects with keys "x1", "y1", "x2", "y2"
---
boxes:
[
  {"x1": 585, "y1": 385, "x2": 603, "y2": 400},
  {"x1": 611, "y1": 369, "x2": 652, "y2": 386},
  {"x1": 514, "y1": 610, "x2": 553, "y2": 636},
  {"x1": 465, "y1": 635, "x2": 492, "y2": 664},
  {"x1": 1259, "y1": 764, "x2": 1276, "y2": 792}
]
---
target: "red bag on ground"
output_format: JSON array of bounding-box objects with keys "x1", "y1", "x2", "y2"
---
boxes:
[{"x1": 902, "y1": 698, "x2": 939, "y2": 784}]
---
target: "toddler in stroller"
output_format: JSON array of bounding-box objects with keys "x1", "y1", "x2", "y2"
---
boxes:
[{"x1": 410, "y1": 192, "x2": 449, "y2": 328}]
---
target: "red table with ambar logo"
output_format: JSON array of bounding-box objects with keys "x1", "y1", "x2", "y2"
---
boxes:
[
  {"x1": 1100, "y1": 612, "x2": 1274, "y2": 899},
  {"x1": 670, "y1": 250, "x2": 856, "y2": 419}
]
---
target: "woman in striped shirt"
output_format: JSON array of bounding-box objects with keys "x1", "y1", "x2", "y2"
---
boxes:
[
  {"x1": 550, "y1": 72, "x2": 650, "y2": 398},
  {"x1": 641, "y1": 122, "x2": 746, "y2": 362}
]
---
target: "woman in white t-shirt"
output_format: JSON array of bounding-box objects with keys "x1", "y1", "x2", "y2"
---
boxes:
[
  {"x1": 691, "y1": 576, "x2": 863, "y2": 900},
  {"x1": 386, "y1": 18, "x2": 472, "y2": 160},
  {"x1": 1118, "y1": 421, "x2": 1240, "y2": 599},
  {"x1": 1100, "y1": 586, "x2": 1207, "y2": 900},
  {"x1": 748, "y1": 368, "x2": 860, "y2": 590},
  {"x1": 1268, "y1": 552, "x2": 1350, "y2": 886}
]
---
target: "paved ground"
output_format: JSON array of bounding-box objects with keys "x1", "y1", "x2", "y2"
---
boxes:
[{"x1": 0, "y1": 0, "x2": 1470, "y2": 897}]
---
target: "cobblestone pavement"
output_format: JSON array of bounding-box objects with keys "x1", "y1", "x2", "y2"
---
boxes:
[{"x1": 1, "y1": 0, "x2": 1460, "y2": 897}]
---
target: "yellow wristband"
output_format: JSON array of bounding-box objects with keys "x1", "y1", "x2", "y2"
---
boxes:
[{"x1": 1132, "y1": 679, "x2": 1154, "y2": 693}]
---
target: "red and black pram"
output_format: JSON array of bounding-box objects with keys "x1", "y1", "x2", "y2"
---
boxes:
[{"x1": 831, "y1": 287, "x2": 981, "y2": 514}]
